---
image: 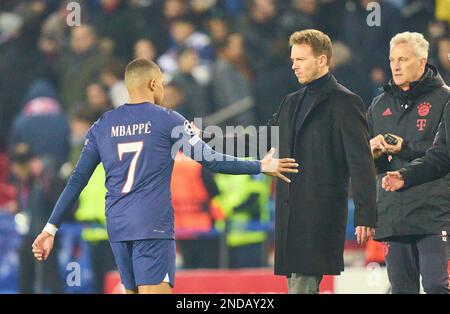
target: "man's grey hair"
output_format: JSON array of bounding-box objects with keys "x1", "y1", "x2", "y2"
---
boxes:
[{"x1": 390, "y1": 32, "x2": 429, "y2": 60}]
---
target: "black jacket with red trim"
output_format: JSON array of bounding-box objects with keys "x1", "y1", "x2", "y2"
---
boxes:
[
  {"x1": 400, "y1": 103, "x2": 450, "y2": 188},
  {"x1": 367, "y1": 64, "x2": 450, "y2": 240}
]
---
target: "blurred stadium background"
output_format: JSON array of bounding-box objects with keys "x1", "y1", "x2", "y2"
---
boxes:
[{"x1": 0, "y1": 0, "x2": 449, "y2": 294}]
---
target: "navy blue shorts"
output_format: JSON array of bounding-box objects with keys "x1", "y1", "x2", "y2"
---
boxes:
[{"x1": 110, "y1": 239, "x2": 175, "y2": 290}]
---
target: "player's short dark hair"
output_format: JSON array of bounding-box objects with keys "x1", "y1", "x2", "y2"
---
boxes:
[
  {"x1": 125, "y1": 58, "x2": 161, "y2": 85},
  {"x1": 289, "y1": 29, "x2": 332, "y2": 66}
]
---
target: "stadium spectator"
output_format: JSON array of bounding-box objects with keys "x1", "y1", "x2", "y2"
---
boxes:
[
  {"x1": 9, "y1": 79, "x2": 70, "y2": 168},
  {"x1": 0, "y1": 7, "x2": 42, "y2": 140},
  {"x1": 211, "y1": 33, "x2": 256, "y2": 127},
  {"x1": 158, "y1": 16, "x2": 214, "y2": 76},
  {"x1": 92, "y1": 0, "x2": 146, "y2": 60},
  {"x1": 163, "y1": 0, "x2": 190, "y2": 24},
  {"x1": 190, "y1": 0, "x2": 218, "y2": 27},
  {"x1": 252, "y1": 42, "x2": 298, "y2": 125},
  {"x1": 133, "y1": 38, "x2": 158, "y2": 61},
  {"x1": 337, "y1": 0, "x2": 404, "y2": 80},
  {"x1": 39, "y1": 0, "x2": 73, "y2": 53},
  {"x1": 330, "y1": 41, "x2": 377, "y2": 107},
  {"x1": 0, "y1": 145, "x2": 17, "y2": 215},
  {"x1": 205, "y1": 17, "x2": 230, "y2": 47},
  {"x1": 161, "y1": 82, "x2": 185, "y2": 112},
  {"x1": 10, "y1": 143, "x2": 64, "y2": 293},
  {"x1": 170, "y1": 48, "x2": 210, "y2": 120},
  {"x1": 85, "y1": 82, "x2": 114, "y2": 119},
  {"x1": 100, "y1": 59, "x2": 129, "y2": 108},
  {"x1": 280, "y1": 0, "x2": 319, "y2": 37},
  {"x1": 401, "y1": 0, "x2": 436, "y2": 32},
  {"x1": 239, "y1": 0, "x2": 282, "y2": 73},
  {"x1": 434, "y1": 36, "x2": 450, "y2": 84},
  {"x1": 58, "y1": 24, "x2": 110, "y2": 109}
]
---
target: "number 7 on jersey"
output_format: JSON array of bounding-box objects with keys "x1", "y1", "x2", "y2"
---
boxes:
[{"x1": 117, "y1": 141, "x2": 143, "y2": 193}]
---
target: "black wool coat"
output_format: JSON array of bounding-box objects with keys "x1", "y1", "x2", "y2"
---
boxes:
[{"x1": 269, "y1": 75, "x2": 377, "y2": 276}]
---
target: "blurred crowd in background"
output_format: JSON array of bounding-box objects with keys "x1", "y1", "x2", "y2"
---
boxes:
[{"x1": 0, "y1": 0, "x2": 449, "y2": 293}]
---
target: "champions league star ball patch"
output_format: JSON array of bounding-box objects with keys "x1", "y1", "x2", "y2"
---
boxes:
[{"x1": 183, "y1": 120, "x2": 196, "y2": 136}]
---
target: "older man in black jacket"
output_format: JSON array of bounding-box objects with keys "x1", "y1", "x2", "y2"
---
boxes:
[
  {"x1": 205, "y1": 29, "x2": 377, "y2": 294},
  {"x1": 368, "y1": 32, "x2": 450, "y2": 294}
]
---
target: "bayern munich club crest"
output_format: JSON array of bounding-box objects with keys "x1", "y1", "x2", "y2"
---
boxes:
[{"x1": 417, "y1": 102, "x2": 432, "y2": 117}]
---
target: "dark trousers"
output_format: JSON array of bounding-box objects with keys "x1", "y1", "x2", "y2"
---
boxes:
[
  {"x1": 19, "y1": 235, "x2": 63, "y2": 294},
  {"x1": 385, "y1": 234, "x2": 449, "y2": 294}
]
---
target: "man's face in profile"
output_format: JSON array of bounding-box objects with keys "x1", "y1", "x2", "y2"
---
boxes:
[{"x1": 291, "y1": 44, "x2": 322, "y2": 85}]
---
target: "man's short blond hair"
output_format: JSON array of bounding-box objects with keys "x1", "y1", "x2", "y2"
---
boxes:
[
  {"x1": 289, "y1": 29, "x2": 332, "y2": 66},
  {"x1": 124, "y1": 58, "x2": 161, "y2": 89},
  {"x1": 390, "y1": 32, "x2": 429, "y2": 60}
]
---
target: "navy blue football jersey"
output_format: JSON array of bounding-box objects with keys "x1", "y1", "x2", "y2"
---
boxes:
[{"x1": 48, "y1": 102, "x2": 260, "y2": 242}]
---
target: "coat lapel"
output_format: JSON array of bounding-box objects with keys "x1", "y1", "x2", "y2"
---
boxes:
[{"x1": 289, "y1": 88, "x2": 306, "y2": 129}]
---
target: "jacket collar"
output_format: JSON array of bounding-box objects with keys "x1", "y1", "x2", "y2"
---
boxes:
[
  {"x1": 291, "y1": 73, "x2": 338, "y2": 129},
  {"x1": 383, "y1": 64, "x2": 445, "y2": 108}
]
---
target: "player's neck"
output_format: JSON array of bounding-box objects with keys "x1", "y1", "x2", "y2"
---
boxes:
[{"x1": 128, "y1": 91, "x2": 156, "y2": 105}]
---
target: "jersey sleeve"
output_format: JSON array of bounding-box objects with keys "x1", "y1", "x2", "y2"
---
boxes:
[
  {"x1": 167, "y1": 110, "x2": 261, "y2": 175},
  {"x1": 83, "y1": 122, "x2": 100, "y2": 157},
  {"x1": 47, "y1": 124, "x2": 101, "y2": 227}
]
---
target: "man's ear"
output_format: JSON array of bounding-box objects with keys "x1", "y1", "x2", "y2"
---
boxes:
[
  {"x1": 420, "y1": 58, "x2": 427, "y2": 69},
  {"x1": 148, "y1": 79, "x2": 156, "y2": 91},
  {"x1": 318, "y1": 54, "x2": 328, "y2": 67}
]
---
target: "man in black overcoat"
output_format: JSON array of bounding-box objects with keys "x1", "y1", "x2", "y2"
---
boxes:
[{"x1": 198, "y1": 29, "x2": 378, "y2": 294}]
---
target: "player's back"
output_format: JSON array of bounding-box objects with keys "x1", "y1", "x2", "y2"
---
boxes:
[{"x1": 88, "y1": 102, "x2": 180, "y2": 242}]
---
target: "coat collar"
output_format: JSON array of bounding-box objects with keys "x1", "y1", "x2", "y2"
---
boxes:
[{"x1": 291, "y1": 74, "x2": 338, "y2": 134}]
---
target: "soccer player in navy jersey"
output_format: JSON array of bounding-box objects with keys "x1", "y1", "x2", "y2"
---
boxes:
[{"x1": 32, "y1": 59, "x2": 298, "y2": 294}]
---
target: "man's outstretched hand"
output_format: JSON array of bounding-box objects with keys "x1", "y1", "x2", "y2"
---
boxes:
[
  {"x1": 382, "y1": 171, "x2": 405, "y2": 192},
  {"x1": 32, "y1": 232, "x2": 54, "y2": 261},
  {"x1": 260, "y1": 148, "x2": 299, "y2": 183}
]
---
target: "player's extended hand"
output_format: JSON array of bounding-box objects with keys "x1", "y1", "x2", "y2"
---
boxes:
[
  {"x1": 381, "y1": 171, "x2": 405, "y2": 192},
  {"x1": 355, "y1": 226, "x2": 375, "y2": 245},
  {"x1": 32, "y1": 231, "x2": 54, "y2": 261},
  {"x1": 260, "y1": 148, "x2": 299, "y2": 183}
]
